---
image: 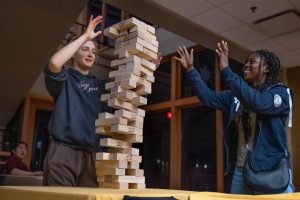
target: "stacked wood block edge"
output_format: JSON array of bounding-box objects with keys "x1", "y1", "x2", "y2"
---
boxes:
[{"x1": 95, "y1": 17, "x2": 159, "y2": 189}]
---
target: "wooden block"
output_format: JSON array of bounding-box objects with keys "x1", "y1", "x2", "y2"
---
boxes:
[
  {"x1": 96, "y1": 152, "x2": 129, "y2": 161},
  {"x1": 103, "y1": 27, "x2": 119, "y2": 39},
  {"x1": 117, "y1": 90, "x2": 138, "y2": 101},
  {"x1": 96, "y1": 152, "x2": 142, "y2": 162},
  {"x1": 125, "y1": 62, "x2": 142, "y2": 76},
  {"x1": 136, "y1": 85, "x2": 152, "y2": 95},
  {"x1": 135, "y1": 38, "x2": 158, "y2": 53},
  {"x1": 96, "y1": 167, "x2": 125, "y2": 176},
  {"x1": 96, "y1": 128, "x2": 121, "y2": 137},
  {"x1": 129, "y1": 183, "x2": 146, "y2": 189},
  {"x1": 102, "y1": 91, "x2": 138, "y2": 103},
  {"x1": 152, "y1": 40, "x2": 159, "y2": 47},
  {"x1": 131, "y1": 108, "x2": 146, "y2": 117},
  {"x1": 95, "y1": 117, "x2": 128, "y2": 127},
  {"x1": 118, "y1": 74, "x2": 152, "y2": 88},
  {"x1": 112, "y1": 17, "x2": 140, "y2": 31},
  {"x1": 96, "y1": 160, "x2": 128, "y2": 168},
  {"x1": 98, "y1": 112, "x2": 115, "y2": 119},
  {"x1": 108, "y1": 98, "x2": 136, "y2": 111},
  {"x1": 106, "y1": 90, "x2": 146, "y2": 106},
  {"x1": 95, "y1": 126, "x2": 112, "y2": 135},
  {"x1": 114, "y1": 110, "x2": 144, "y2": 122},
  {"x1": 119, "y1": 29, "x2": 128, "y2": 36},
  {"x1": 115, "y1": 38, "x2": 136, "y2": 50},
  {"x1": 116, "y1": 134, "x2": 143, "y2": 144},
  {"x1": 130, "y1": 29, "x2": 157, "y2": 43},
  {"x1": 100, "y1": 93, "x2": 113, "y2": 102},
  {"x1": 126, "y1": 169, "x2": 144, "y2": 177},
  {"x1": 118, "y1": 50, "x2": 132, "y2": 58},
  {"x1": 129, "y1": 155, "x2": 143, "y2": 163},
  {"x1": 114, "y1": 43, "x2": 143, "y2": 56},
  {"x1": 108, "y1": 147, "x2": 139, "y2": 156},
  {"x1": 98, "y1": 182, "x2": 128, "y2": 189},
  {"x1": 100, "y1": 138, "x2": 130, "y2": 149},
  {"x1": 137, "y1": 77, "x2": 152, "y2": 88},
  {"x1": 111, "y1": 55, "x2": 141, "y2": 68},
  {"x1": 109, "y1": 69, "x2": 125, "y2": 78},
  {"x1": 119, "y1": 37, "x2": 158, "y2": 53},
  {"x1": 115, "y1": 35, "x2": 126, "y2": 43},
  {"x1": 141, "y1": 58, "x2": 156, "y2": 71},
  {"x1": 111, "y1": 85, "x2": 125, "y2": 93},
  {"x1": 147, "y1": 25, "x2": 155, "y2": 34},
  {"x1": 142, "y1": 74, "x2": 155, "y2": 83},
  {"x1": 138, "y1": 48, "x2": 158, "y2": 61},
  {"x1": 140, "y1": 65, "x2": 154, "y2": 76},
  {"x1": 128, "y1": 120, "x2": 144, "y2": 129},
  {"x1": 116, "y1": 30, "x2": 157, "y2": 44},
  {"x1": 128, "y1": 161, "x2": 140, "y2": 169},
  {"x1": 101, "y1": 175, "x2": 145, "y2": 183},
  {"x1": 131, "y1": 96, "x2": 147, "y2": 106},
  {"x1": 140, "y1": 21, "x2": 148, "y2": 30},
  {"x1": 129, "y1": 25, "x2": 140, "y2": 33},
  {"x1": 111, "y1": 124, "x2": 143, "y2": 135},
  {"x1": 105, "y1": 79, "x2": 136, "y2": 90}
]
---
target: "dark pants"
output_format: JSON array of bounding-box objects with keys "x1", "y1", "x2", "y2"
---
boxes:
[{"x1": 43, "y1": 140, "x2": 98, "y2": 187}]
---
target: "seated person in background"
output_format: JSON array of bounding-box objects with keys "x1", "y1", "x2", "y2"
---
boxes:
[{"x1": 5, "y1": 141, "x2": 43, "y2": 176}]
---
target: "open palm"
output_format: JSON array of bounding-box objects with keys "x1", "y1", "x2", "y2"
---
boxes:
[
  {"x1": 84, "y1": 15, "x2": 103, "y2": 40},
  {"x1": 175, "y1": 46, "x2": 194, "y2": 70}
]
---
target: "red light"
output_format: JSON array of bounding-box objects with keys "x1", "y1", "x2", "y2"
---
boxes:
[{"x1": 167, "y1": 112, "x2": 172, "y2": 119}]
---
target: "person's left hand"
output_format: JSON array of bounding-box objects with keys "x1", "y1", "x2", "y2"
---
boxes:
[
  {"x1": 154, "y1": 53, "x2": 162, "y2": 69},
  {"x1": 215, "y1": 40, "x2": 229, "y2": 71}
]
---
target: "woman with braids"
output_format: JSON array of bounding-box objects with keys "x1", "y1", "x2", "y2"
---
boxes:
[{"x1": 175, "y1": 41, "x2": 294, "y2": 194}]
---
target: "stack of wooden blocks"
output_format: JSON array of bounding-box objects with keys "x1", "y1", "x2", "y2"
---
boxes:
[{"x1": 95, "y1": 17, "x2": 159, "y2": 189}]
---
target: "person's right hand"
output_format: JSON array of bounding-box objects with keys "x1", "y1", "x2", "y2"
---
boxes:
[
  {"x1": 84, "y1": 15, "x2": 103, "y2": 41},
  {"x1": 175, "y1": 46, "x2": 194, "y2": 71},
  {"x1": 32, "y1": 171, "x2": 43, "y2": 176}
]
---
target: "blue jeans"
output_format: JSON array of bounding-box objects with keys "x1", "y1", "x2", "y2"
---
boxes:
[{"x1": 231, "y1": 167, "x2": 295, "y2": 194}]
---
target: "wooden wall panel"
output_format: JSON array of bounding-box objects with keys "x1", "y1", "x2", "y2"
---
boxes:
[{"x1": 287, "y1": 66, "x2": 300, "y2": 191}]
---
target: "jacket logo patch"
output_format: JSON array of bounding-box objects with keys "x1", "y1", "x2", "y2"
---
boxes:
[{"x1": 274, "y1": 94, "x2": 282, "y2": 107}]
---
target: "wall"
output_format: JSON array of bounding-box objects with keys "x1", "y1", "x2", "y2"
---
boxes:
[{"x1": 287, "y1": 66, "x2": 300, "y2": 191}]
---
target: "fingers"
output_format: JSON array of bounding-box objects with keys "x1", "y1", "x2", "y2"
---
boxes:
[
  {"x1": 93, "y1": 15, "x2": 103, "y2": 24},
  {"x1": 216, "y1": 40, "x2": 229, "y2": 54},
  {"x1": 94, "y1": 30, "x2": 102, "y2": 37},
  {"x1": 215, "y1": 48, "x2": 221, "y2": 56},
  {"x1": 183, "y1": 46, "x2": 189, "y2": 56},
  {"x1": 177, "y1": 47, "x2": 184, "y2": 58},
  {"x1": 174, "y1": 57, "x2": 180, "y2": 61},
  {"x1": 190, "y1": 48, "x2": 194, "y2": 60},
  {"x1": 88, "y1": 15, "x2": 103, "y2": 28}
]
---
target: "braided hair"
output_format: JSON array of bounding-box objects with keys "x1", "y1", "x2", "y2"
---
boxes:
[
  {"x1": 241, "y1": 50, "x2": 281, "y2": 142},
  {"x1": 254, "y1": 49, "x2": 281, "y2": 89}
]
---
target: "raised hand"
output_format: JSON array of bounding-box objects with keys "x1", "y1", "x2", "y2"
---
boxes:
[
  {"x1": 174, "y1": 46, "x2": 194, "y2": 71},
  {"x1": 84, "y1": 15, "x2": 103, "y2": 40},
  {"x1": 215, "y1": 40, "x2": 229, "y2": 71},
  {"x1": 154, "y1": 53, "x2": 163, "y2": 69}
]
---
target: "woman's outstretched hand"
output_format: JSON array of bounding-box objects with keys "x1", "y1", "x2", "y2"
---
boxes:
[
  {"x1": 154, "y1": 53, "x2": 163, "y2": 69},
  {"x1": 175, "y1": 46, "x2": 194, "y2": 71},
  {"x1": 84, "y1": 15, "x2": 103, "y2": 40},
  {"x1": 216, "y1": 40, "x2": 229, "y2": 71}
]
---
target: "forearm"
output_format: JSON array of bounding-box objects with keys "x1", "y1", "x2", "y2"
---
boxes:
[
  {"x1": 187, "y1": 68, "x2": 229, "y2": 111},
  {"x1": 48, "y1": 34, "x2": 88, "y2": 73},
  {"x1": 10, "y1": 168, "x2": 34, "y2": 176}
]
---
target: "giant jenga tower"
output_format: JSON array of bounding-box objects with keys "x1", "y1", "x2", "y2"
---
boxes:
[{"x1": 95, "y1": 17, "x2": 159, "y2": 189}]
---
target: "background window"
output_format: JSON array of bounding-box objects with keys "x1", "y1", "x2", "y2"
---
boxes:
[
  {"x1": 181, "y1": 105, "x2": 216, "y2": 191},
  {"x1": 135, "y1": 111, "x2": 170, "y2": 188}
]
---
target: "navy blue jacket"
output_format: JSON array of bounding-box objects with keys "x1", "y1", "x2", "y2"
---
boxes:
[
  {"x1": 186, "y1": 67, "x2": 292, "y2": 173},
  {"x1": 44, "y1": 67, "x2": 107, "y2": 152}
]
